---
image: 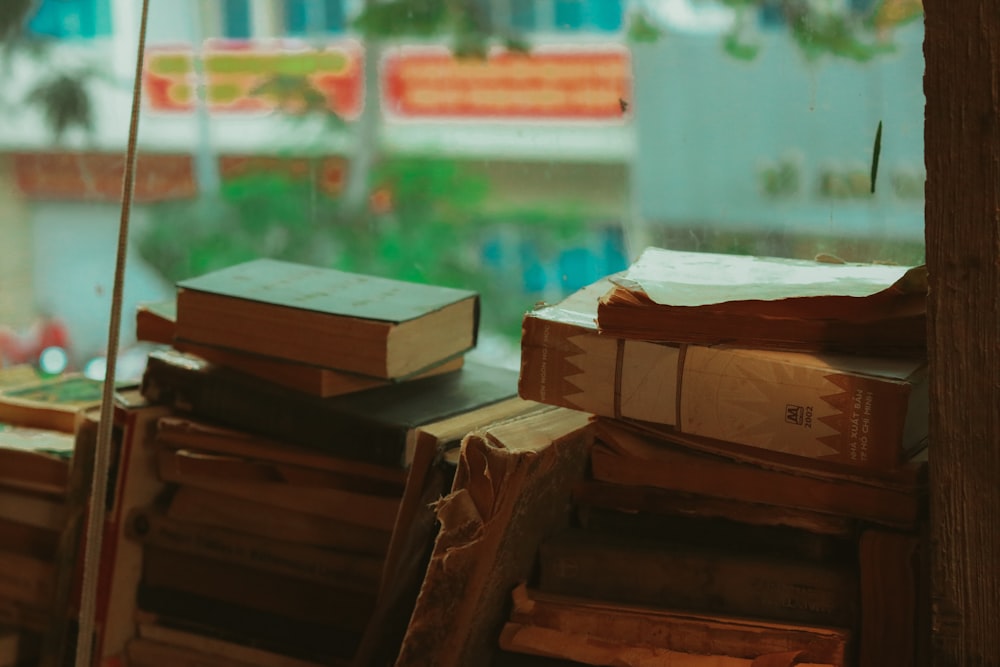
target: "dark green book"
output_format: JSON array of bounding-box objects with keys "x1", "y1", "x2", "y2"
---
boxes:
[
  {"x1": 175, "y1": 259, "x2": 480, "y2": 379},
  {"x1": 140, "y1": 349, "x2": 519, "y2": 468}
]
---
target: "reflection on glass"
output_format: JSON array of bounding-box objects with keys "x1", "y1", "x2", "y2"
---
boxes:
[{"x1": 0, "y1": 0, "x2": 924, "y2": 376}]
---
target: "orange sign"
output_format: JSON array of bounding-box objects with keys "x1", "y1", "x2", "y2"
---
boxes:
[
  {"x1": 381, "y1": 47, "x2": 631, "y2": 120},
  {"x1": 12, "y1": 152, "x2": 196, "y2": 203},
  {"x1": 143, "y1": 42, "x2": 363, "y2": 118}
]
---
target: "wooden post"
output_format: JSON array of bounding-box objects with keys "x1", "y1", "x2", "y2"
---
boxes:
[{"x1": 924, "y1": 1, "x2": 1000, "y2": 664}]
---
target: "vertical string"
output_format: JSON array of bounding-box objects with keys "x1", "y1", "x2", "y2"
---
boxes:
[{"x1": 74, "y1": 0, "x2": 152, "y2": 664}]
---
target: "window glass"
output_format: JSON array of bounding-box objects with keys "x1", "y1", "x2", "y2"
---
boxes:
[{"x1": 0, "y1": 0, "x2": 925, "y2": 379}]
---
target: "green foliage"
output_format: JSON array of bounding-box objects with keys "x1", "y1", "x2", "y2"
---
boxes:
[
  {"x1": 787, "y1": 9, "x2": 896, "y2": 63},
  {"x1": 353, "y1": 0, "x2": 527, "y2": 60},
  {"x1": 24, "y1": 73, "x2": 93, "y2": 141},
  {"x1": 714, "y1": 0, "x2": 904, "y2": 63},
  {"x1": 0, "y1": 0, "x2": 32, "y2": 42},
  {"x1": 722, "y1": 31, "x2": 761, "y2": 61},
  {"x1": 627, "y1": 11, "x2": 664, "y2": 44}
]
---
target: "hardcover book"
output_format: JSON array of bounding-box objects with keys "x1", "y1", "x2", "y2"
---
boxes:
[
  {"x1": 499, "y1": 584, "x2": 849, "y2": 666},
  {"x1": 520, "y1": 276, "x2": 928, "y2": 471},
  {"x1": 589, "y1": 418, "x2": 925, "y2": 530},
  {"x1": 0, "y1": 373, "x2": 113, "y2": 433},
  {"x1": 137, "y1": 299, "x2": 465, "y2": 398},
  {"x1": 595, "y1": 246, "x2": 926, "y2": 356},
  {"x1": 141, "y1": 349, "x2": 520, "y2": 469},
  {"x1": 535, "y1": 527, "x2": 859, "y2": 627},
  {"x1": 173, "y1": 259, "x2": 479, "y2": 379}
]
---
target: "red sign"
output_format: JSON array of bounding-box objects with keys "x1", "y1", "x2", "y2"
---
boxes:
[
  {"x1": 218, "y1": 155, "x2": 347, "y2": 195},
  {"x1": 143, "y1": 42, "x2": 363, "y2": 118},
  {"x1": 381, "y1": 47, "x2": 631, "y2": 120},
  {"x1": 11, "y1": 152, "x2": 197, "y2": 203}
]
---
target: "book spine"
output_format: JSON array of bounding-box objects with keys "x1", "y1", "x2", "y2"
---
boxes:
[
  {"x1": 127, "y1": 509, "x2": 383, "y2": 591},
  {"x1": 521, "y1": 312, "x2": 921, "y2": 470},
  {"x1": 141, "y1": 546, "x2": 377, "y2": 631},
  {"x1": 537, "y1": 534, "x2": 858, "y2": 627},
  {"x1": 135, "y1": 586, "x2": 358, "y2": 664},
  {"x1": 589, "y1": 442, "x2": 920, "y2": 529},
  {"x1": 0, "y1": 551, "x2": 54, "y2": 608},
  {"x1": 141, "y1": 355, "x2": 407, "y2": 468},
  {"x1": 519, "y1": 315, "x2": 681, "y2": 425}
]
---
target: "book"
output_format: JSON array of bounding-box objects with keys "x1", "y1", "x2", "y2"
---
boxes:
[
  {"x1": 134, "y1": 619, "x2": 332, "y2": 667},
  {"x1": 0, "y1": 373, "x2": 111, "y2": 433},
  {"x1": 141, "y1": 546, "x2": 377, "y2": 630},
  {"x1": 0, "y1": 486, "x2": 66, "y2": 531},
  {"x1": 126, "y1": 636, "x2": 345, "y2": 667},
  {"x1": 0, "y1": 629, "x2": 17, "y2": 667},
  {"x1": 352, "y1": 397, "x2": 545, "y2": 667},
  {"x1": 0, "y1": 515, "x2": 60, "y2": 560},
  {"x1": 499, "y1": 584, "x2": 849, "y2": 666},
  {"x1": 79, "y1": 390, "x2": 173, "y2": 664},
  {"x1": 141, "y1": 349, "x2": 520, "y2": 468},
  {"x1": 520, "y1": 277, "x2": 928, "y2": 471},
  {"x1": 857, "y1": 528, "x2": 920, "y2": 667},
  {"x1": 165, "y1": 485, "x2": 392, "y2": 556},
  {"x1": 135, "y1": 590, "x2": 359, "y2": 664},
  {"x1": 595, "y1": 246, "x2": 926, "y2": 356},
  {"x1": 174, "y1": 258, "x2": 479, "y2": 379},
  {"x1": 536, "y1": 527, "x2": 859, "y2": 627},
  {"x1": 153, "y1": 415, "x2": 408, "y2": 486},
  {"x1": 154, "y1": 448, "x2": 402, "y2": 530},
  {"x1": 0, "y1": 423, "x2": 72, "y2": 496},
  {"x1": 574, "y1": 505, "x2": 855, "y2": 564},
  {"x1": 588, "y1": 418, "x2": 925, "y2": 530},
  {"x1": 394, "y1": 406, "x2": 594, "y2": 667},
  {"x1": 137, "y1": 299, "x2": 466, "y2": 398},
  {"x1": 573, "y1": 481, "x2": 857, "y2": 538},
  {"x1": 0, "y1": 549, "x2": 55, "y2": 608},
  {"x1": 126, "y1": 507, "x2": 384, "y2": 591}
]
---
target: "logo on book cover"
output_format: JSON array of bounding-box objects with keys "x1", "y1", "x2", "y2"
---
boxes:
[{"x1": 784, "y1": 404, "x2": 813, "y2": 428}]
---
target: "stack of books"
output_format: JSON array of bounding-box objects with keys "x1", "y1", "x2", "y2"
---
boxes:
[
  {"x1": 0, "y1": 369, "x2": 105, "y2": 667},
  {"x1": 103, "y1": 258, "x2": 538, "y2": 667},
  {"x1": 501, "y1": 247, "x2": 930, "y2": 667}
]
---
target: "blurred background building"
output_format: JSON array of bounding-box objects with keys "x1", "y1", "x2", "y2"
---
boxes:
[{"x1": 0, "y1": 0, "x2": 924, "y2": 375}]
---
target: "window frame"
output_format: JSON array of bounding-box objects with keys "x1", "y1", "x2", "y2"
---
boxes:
[{"x1": 924, "y1": 0, "x2": 1000, "y2": 662}]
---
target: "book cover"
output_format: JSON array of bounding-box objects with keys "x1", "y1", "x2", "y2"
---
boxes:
[
  {"x1": 174, "y1": 259, "x2": 479, "y2": 379},
  {"x1": 520, "y1": 277, "x2": 928, "y2": 471},
  {"x1": 536, "y1": 527, "x2": 859, "y2": 627},
  {"x1": 133, "y1": 620, "x2": 333, "y2": 667},
  {"x1": 141, "y1": 546, "x2": 376, "y2": 631},
  {"x1": 500, "y1": 584, "x2": 849, "y2": 666},
  {"x1": 394, "y1": 406, "x2": 593, "y2": 667},
  {"x1": 165, "y1": 485, "x2": 392, "y2": 556},
  {"x1": 126, "y1": 508, "x2": 384, "y2": 591},
  {"x1": 352, "y1": 397, "x2": 545, "y2": 667},
  {"x1": 141, "y1": 349, "x2": 520, "y2": 468},
  {"x1": 595, "y1": 246, "x2": 926, "y2": 356},
  {"x1": 137, "y1": 298, "x2": 466, "y2": 398},
  {"x1": 0, "y1": 423, "x2": 73, "y2": 496},
  {"x1": 154, "y1": 448, "x2": 402, "y2": 530},
  {"x1": 0, "y1": 374, "x2": 116, "y2": 433},
  {"x1": 135, "y1": 588, "x2": 359, "y2": 664},
  {"x1": 589, "y1": 419, "x2": 924, "y2": 530}
]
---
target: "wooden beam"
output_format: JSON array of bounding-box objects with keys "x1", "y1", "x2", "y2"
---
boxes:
[{"x1": 924, "y1": 1, "x2": 1000, "y2": 664}]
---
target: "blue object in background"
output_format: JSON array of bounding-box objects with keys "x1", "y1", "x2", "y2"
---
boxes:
[
  {"x1": 222, "y1": 0, "x2": 251, "y2": 39},
  {"x1": 27, "y1": 0, "x2": 111, "y2": 39},
  {"x1": 285, "y1": 0, "x2": 346, "y2": 36}
]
